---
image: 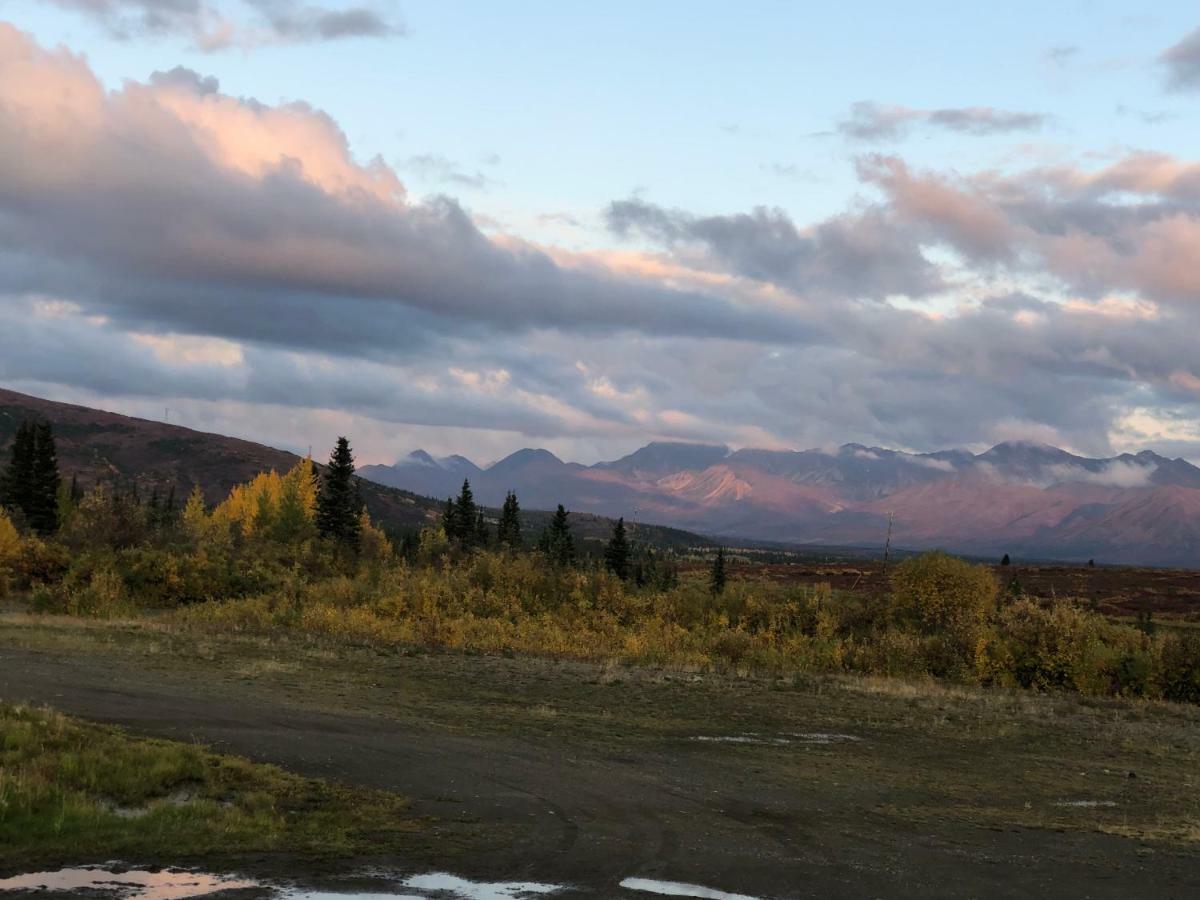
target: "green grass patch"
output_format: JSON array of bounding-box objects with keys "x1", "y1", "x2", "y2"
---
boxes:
[{"x1": 0, "y1": 703, "x2": 417, "y2": 868}]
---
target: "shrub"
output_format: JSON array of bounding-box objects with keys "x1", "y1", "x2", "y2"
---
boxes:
[
  {"x1": 889, "y1": 552, "x2": 998, "y2": 634},
  {"x1": 1155, "y1": 631, "x2": 1200, "y2": 704},
  {"x1": 995, "y1": 598, "x2": 1109, "y2": 692}
]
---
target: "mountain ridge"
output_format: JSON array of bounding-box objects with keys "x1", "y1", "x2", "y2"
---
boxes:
[{"x1": 360, "y1": 439, "x2": 1200, "y2": 565}]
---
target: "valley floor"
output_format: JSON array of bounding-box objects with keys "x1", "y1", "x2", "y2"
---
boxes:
[{"x1": 1, "y1": 613, "x2": 1199, "y2": 899}]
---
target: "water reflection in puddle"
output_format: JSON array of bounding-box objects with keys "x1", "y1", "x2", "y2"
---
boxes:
[
  {"x1": 400, "y1": 873, "x2": 561, "y2": 898},
  {"x1": 0, "y1": 867, "x2": 759, "y2": 900},
  {"x1": 0, "y1": 867, "x2": 566, "y2": 900},
  {"x1": 0, "y1": 867, "x2": 256, "y2": 899},
  {"x1": 620, "y1": 878, "x2": 762, "y2": 900}
]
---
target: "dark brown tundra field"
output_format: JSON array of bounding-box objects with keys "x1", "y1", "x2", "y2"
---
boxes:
[
  {"x1": 2, "y1": 613, "x2": 1199, "y2": 899},
  {"x1": 704, "y1": 558, "x2": 1200, "y2": 621}
]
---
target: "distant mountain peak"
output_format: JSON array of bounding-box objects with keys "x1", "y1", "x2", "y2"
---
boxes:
[
  {"x1": 983, "y1": 439, "x2": 1068, "y2": 455},
  {"x1": 598, "y1": 441, "x2": 730, "y2": 476},
  {"x1": 403, "y1": 449, "x2": 438, "y2": 467},
  {"x1": 439, "y1": 454, "x2": 481, "y2": 474},
  {"x1": 488, "y1": 448, "x2": 565, "y2": 471}
]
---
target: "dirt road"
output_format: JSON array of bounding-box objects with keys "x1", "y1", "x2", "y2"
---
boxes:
[{"x1": 2, "y1": 630, "x2": 1199, "y2": 899}]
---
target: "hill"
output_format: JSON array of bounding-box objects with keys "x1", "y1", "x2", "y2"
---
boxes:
[
  {"x1": 0, "y1": 388, "x2": 438, "y2": 532},
  {"x1": 0, "y1": 388, "x2": 709, "y2": 550}
]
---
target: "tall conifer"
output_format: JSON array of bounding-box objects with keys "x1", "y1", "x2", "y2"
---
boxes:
[
  {"x1": 542, "y1": 504, "x2": 574, "y2": 567},
  {"x1": 316, "y1": 436, "x2": 361, "y2": 546},
  {"x1": 709, "y1": 546, "x2": 728, "y2": 596},
  {"x1": 604, "y1": 517, "x2": 631, "y2": 580},
  {"x1": 0, "y1": 421, "x2": 36, "y2": 521},
  {"x1": 453, "y1": 479, "x2": 477, "y2": 546},
  {"x1": 497, "y1": 491, "x2": 522, "y2": 547},
  {"x1": 31, "y1": 421, "x2": 60, "y2": 534}
]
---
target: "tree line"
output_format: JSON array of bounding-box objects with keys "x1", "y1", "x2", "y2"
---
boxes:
[
  {"x1": 0, "y1": 424, "x2": 372, "y2": 553},
  {"x1": 436, "y1": 475, "x2": 690, "y2": 589},
  {"x1": 0, "y1": 422, "x2": 690, "y2": 589}
]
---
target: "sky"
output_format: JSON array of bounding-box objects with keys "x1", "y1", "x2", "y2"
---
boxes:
[{"x1": 3, "y1": 2, "x2": 1200, "y2": 466}]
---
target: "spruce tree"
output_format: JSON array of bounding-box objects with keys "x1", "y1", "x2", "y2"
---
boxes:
[
  {"x1": 604, "y1": 517, "x2": 631, "y2": 580},
  {"x1": 497, "y1": 491, "x2": 522, "y2": 547},
  {"x1": 442, "y1": 497, "x2": 458, "y2": 540},
  {"x1": 475, "y1": 509, "x2": 487, "y2": 547},
  {"x1": 316, "y1": 436, "x2": 362, "y2": 546},
  {"x1": 543, "y1": 504, "x2": 575, "y2": 567},
  {"x1": 30, "y1": 421, "x2": 60, "y2": 535},
  {"x1": 0, "y1": 421, "x2": 36, "y2": 522},
  {"x1": 453, "y1": 479, "x2": 478, "y2": 547},
  {"x1": 709, "y1": 546, "x2": 727, "y2": 596}
]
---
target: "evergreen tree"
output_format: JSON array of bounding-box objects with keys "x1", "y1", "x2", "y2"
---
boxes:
[
  {"x1": 442, "y1": 497, "x2": 458, "y2": 540},
  {"x1": 709, "y1": 546, "x2": 728, "y2": 596},
  {"x1": 147, "y1": 487, "x2": 163, "y2": 529},
  {"x1": 1000, "y1": 553, "x2": 1011, "y2": 567},
  {"x1": 316, "y1": 436, "x2": 362, "y2": 546},
  {"x1": 497, "y1": 491, "x2": 522, "y2": 547},
  {"x1": 475, "y1": 509, "x2": 487, "y2": 547},
  {"x1": 542, "y1": 504, "x2": 575, "y2": 567},
  {"x1": 452, "y1": 479, "x2": 478, "y2": 546},
  {"x1": 0, "y1": 421, "x2": 36, "y2": 522},
  {"x1": 0, "y1": 420, "x2": 59, "y2": 535},
  {"x1": 604, "y1": 517, "x2": 631, "y2": 580}
]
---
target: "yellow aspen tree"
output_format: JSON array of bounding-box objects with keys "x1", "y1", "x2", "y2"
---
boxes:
[
  {"x1": 182, "y1": 485, "x2": 209, "y2": 539},
  {"x1": 0, "y1": 508, "x2": 20, "y2": 568}
]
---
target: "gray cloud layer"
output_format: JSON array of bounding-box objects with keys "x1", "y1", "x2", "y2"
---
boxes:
[
  {"x1": 838, "y1": 101, "x2": 1047, "y2": 141},
  {"x1": 1161, "y1": 26, "x2": 1200, "y2": 91},
  {"x1": 47, "y1": 0, "x2": 401, "y2": 49},
  {"x1": 605, "y1": 200, "x2": 943, "y2": 300}
]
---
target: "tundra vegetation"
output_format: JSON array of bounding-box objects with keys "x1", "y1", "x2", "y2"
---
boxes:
[
  {"x1": 2, "y1": 421, "x2": 1200, "y2": 705},
  {"x1": 0, "y1": 703, "x2": 416, "y2": 869}
]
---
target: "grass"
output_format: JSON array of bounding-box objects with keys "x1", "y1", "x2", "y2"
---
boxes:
[{"x1": 0, "y1": 701, "x2": 417, "y2": 869}]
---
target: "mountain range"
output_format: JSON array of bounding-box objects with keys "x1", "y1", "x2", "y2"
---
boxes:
[{"x1": 361, "y1": 440, "x2": 1200, "y2": 566}]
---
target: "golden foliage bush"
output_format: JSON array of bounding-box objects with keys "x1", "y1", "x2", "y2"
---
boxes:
[{"x1": 889, "y1": 552, "x2": 998, "y2": 633}]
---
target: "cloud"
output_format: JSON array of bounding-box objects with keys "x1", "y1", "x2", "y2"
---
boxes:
[
  {"x1": 838, "y1": 101, "x2": 1047, "y2": 142},
  {"x1": 1115, "y1": 104, "x2": 1173, "y2": 125},
  {"x1": 1161, "y1": 26, "x2": 1200, "y2": 91},
  {"x1": 0, "y1": 23, "x2": 805, "y2": 354},
  {"x1": 1042, "y1": 461, "x2": 1156, "y2": 489},
  {"x1": 149, "y1": 64, "x2": 219, "y2": 94},
  {"x1": 911, "y1": 456, "x2": 956, "y2": 472},
  {"x1": 245, "y1": 0, "x2": 399, "y2": 42},
  {"x1": 404, "y1": 154, "x2": 496, "y2": 190},
  {"x1": 605, "y1": 198, "x2": 943, "y2": 300},
  {"x1": 1046, "y1": 45, "x2": 1079, "y2": 65},
  {"x1": 854, "y1": 151, "x2": 1200, "y2": 311},
  {"x1": 6, "y1": 25, "x2": 1200, "y2": 466},
  {"x1": 45, "y1": 0, "x2": 402, "y2": 51}
]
